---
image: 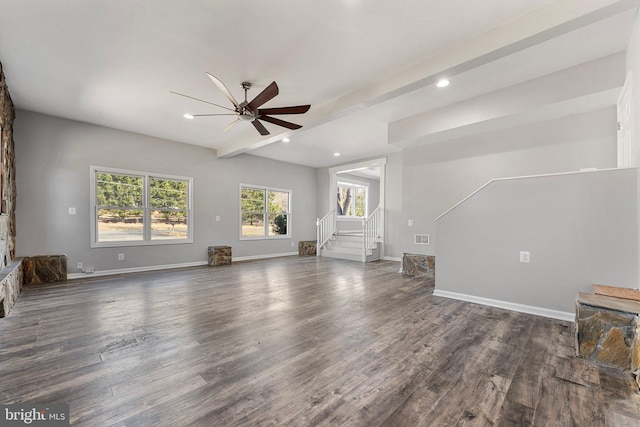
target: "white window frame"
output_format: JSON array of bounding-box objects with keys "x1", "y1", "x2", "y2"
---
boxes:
[
  {"x1": 239, "y1": 184, "x2": 292, "y2": 240},
  {"x1": 90, "y1": 165, "x2": 194, "y2": 247},
  {"x1": 337, "y1": 179, "x2": 369, "y2": 219}
]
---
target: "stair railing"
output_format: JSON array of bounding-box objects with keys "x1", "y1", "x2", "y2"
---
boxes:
[
  {"x1": 316, "y1": 210, "x2": 336, "y2": 254},
  {"x1": 362, "y1": 206, "x2": 383, "y2": 261}
]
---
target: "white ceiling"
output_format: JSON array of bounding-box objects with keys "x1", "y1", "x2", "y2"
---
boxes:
[{"x1": 0, "y1": 0, "x2": 637, "y2": 168}]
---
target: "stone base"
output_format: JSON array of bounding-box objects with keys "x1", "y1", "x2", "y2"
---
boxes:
[
  {"x1": 575, "y1": 292, "x2": 640, "y2": 389},
  {"x1": 0, "y1": 259, "x2": 22, "y2": 317},
  {"x1": 208, "y1": 246, "x2": 232, "y2": 266},
  {"x1": 402, "y1": 253, "x2": 435, "y2": 278},
  {"x1": 23, "y1": 254, "x2": 67, "y2": 284},
  {"x1": 298, "y1": 241, "x2": 316, "y2": 256}
]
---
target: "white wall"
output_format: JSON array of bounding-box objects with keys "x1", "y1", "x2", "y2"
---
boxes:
[
  {"x1": 14, "y1": 110, "x2": 317, "y2": 273},
  {"x1": 402, "y1": 108, "x2": 618, "y2": 256},
  {"x1": 435, "y1": 168, "x2": 637, "y2": 314},
  {"x1": 628, "y1": 10, "x2": 640, "y2": 285}
]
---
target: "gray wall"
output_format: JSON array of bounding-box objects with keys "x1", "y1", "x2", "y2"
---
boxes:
[
  {"x1": 402, "y1": 108, "x2": 618, "y2": 256},
  {"x1": 628, "y1": 12, "x2": 640, "y2": 285},
  {"x1": 14, "y1": 110, "x2": 317, "y2": 273},
  {"x1": 435, "y1": 168, "x2": 638, "y2": 313},
  {"x1": 384, "y1": 152, "x2": 403, "y2": 259}
]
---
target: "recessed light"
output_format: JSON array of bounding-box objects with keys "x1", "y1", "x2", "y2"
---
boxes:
[
  {"x1": 436, "y1": 79, "x2": 450, "y2": 88},
  {"x1": 282, "y1": 137, "x2": 290, "y2": 143},
  {"x1": 334, "y1": 152, "x2": 341, "y2": 157},
  {"x1": 183, "y1": 113, "x2": 194, "y2": 120}
]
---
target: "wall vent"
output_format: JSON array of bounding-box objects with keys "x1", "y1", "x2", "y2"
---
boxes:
[{"x1": 414, "y1": 234, "x2": 430, "y2": 245}]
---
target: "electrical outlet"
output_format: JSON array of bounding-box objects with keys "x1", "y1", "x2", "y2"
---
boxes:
[
  {"x1": 68, "y1": 207, "x2": 76, "y2": 215},
  {"x1": 291, "y1": 241, "x2": 295, "y2": 247},
  {"x1": 408, "y1": 219, "x2": 413, "y2": 227},
  {"x1": 77, "y1": 262, "x2": 83, "y2": 269},
  {"x1": 216, "y1": 216, "x2": 220, "y2": 222},
  {"x1": 519, "y1": 251, "x2": 530, "y2": 263},
  {"x1": 118, "y1": 253, "x2": 125, "y2": 261}
]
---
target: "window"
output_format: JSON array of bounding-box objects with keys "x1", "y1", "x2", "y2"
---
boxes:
[
  {"x1": 337, "y1": 181, "x2": 368, "y2": 218},
  {"x1": 240, "y1": 185, "x2": 290, "y2": 239},
  {"x1": 91, "y1": 166, "x2": 192, "y2": 247}
]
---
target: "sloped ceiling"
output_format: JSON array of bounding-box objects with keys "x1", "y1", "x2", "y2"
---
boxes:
[{"x1": 0, "y1": 0, "x2": 637, "y2": 167}]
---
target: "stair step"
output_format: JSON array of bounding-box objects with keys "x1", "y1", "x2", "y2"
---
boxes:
[{"x1": 322, "y1": 245, "x2": 372, "y2": 256}]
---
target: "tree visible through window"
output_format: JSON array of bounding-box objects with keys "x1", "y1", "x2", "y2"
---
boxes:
[
  {"x1": 92, "y1": 167, "x2": 192, "y2": 246},
  {"x1": 241, "y1": 185, "x2": 290, "y2": 238},
  {"x1": 337, "y1": 182, "x2": 367, "y2": 217}
]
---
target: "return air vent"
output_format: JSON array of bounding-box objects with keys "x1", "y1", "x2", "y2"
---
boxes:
[{"x1": 414, "y1": 234, "x2": 430, "y2": 245}]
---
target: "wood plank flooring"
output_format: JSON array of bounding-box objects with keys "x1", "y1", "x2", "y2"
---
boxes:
[{"x1": 1, "y1": 257, "x2": 639, "y2": 426}]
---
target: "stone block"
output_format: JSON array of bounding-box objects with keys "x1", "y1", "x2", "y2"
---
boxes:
[
  {"x1": 575, "y1": 294, "x2": 640, "y2": 389},
  {"x1": 298, "y1": 241, "x2": 316, "y2": 256},
  {"x1": 402, "y1": 253, "x2": 435, "y2": 278},
  {"x1": 208, "y1": 246, "x2": 232, "y2": 266},
  {"x1": 23, "y1": 254, "x2": 67, "y2": 284}
]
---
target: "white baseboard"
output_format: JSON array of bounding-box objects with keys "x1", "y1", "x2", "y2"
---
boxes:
[
  {"x1": 233, "y1": 252, "x2": 298, "y2": 262},
  {"x1": 432, "y1": 289, "x2": 574, "y2": 323},
  {"x1": 67, "y1": 261, "x2": 209, "y2": 280},
  {"x1": 67, "y1": 253, "x2": 300, "y2": 280},
  {"x1": 382, "y1": 256, "x2": 402, "y2": 262}
]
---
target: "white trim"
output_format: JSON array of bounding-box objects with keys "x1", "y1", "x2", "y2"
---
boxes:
[
  {"x1": 67, "y1": 261, "x2": 208, "y2": 280},
  {"x1": 382, "y1": 256, "x2": 402, "y2": 262},
  {"x1": 67, "y1": 252, "x2": 301, "y2": 279},
  {"x1": 434, "y1": 167, "x2": 636, "y2": 222},
  {"x1": 432, "y1": 289, "x2": 574, "y2": 322},
  {"x1": 233, "y1": 252, "x2": 298, "y2": 262},
  {"x1": 328, "y1": 157, "x2": 387, "y2": 175}
]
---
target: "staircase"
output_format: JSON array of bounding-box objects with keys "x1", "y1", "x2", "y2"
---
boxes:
[{"x1": 316, "y1": 207, "x2": 383, "y2": 262}]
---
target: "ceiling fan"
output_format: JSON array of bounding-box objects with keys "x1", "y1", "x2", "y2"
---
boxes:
[{"x1": 171, "y1": 73, "x2": 311, "y2": 136}]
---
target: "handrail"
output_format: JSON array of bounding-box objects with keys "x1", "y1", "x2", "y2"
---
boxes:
[
  {"x1": 316, "y1": 210, "x2": 336, "y2": 254},
  {"x1": 434, "y1": 167, "x2": 633, "y2": 222},
  {"x1": 362, "y1": 206, "x2": 383, "y2": 261}
]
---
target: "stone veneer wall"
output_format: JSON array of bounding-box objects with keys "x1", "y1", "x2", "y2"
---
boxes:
[{"x1": 0, "y1": 61, "x2": 22, "y2": 317}]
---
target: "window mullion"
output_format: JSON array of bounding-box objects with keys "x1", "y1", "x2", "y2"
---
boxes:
[
  {"x1": 264, "y1": 190, "x2": 269, "y2": 236},
  {"x1": 144, "y1": 174, "x2": 150, "y2": 242}
]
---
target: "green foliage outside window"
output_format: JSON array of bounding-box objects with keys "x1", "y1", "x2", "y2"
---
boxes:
[{"x1": 241, "y1": 186, "x2": 289, "y2": 237}]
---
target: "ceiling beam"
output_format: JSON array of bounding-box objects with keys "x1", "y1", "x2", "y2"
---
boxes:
[
  {"x1": 389, "y1": 53, "x2": 625, "y2": 148},
  {"x1": 216, "y1": 0, "x2": 640, "y2": 158}
]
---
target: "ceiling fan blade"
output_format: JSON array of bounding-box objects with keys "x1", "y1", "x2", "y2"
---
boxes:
[
  {"x1": 206, "y1": 73, "x2": 240, "y2": 108},
  {"x1": 252, "y1": 119, "x2": 270, "y2": 136},
  {"x1": 247, "y1": 81, "x2": 279, "y2": 111},
  {"x1": 192, "y1": 113, "x2": 237, "y2": 117},
  {"x1": 259, "y1": 115, "x2": 302, "y2": 130},
  {"x1": 258, "y1": 105, "x2": 311, "y2": 115},
  {"x1": 224, "y1": 118, "x2": 241, "y2": 131},
  {"x1": 170, "y1": 91, "x2": 235, "y2": 112}
]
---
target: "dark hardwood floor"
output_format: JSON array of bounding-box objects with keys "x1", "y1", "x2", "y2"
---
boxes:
[{"x1": 1, "y1": 257, "x2": 639, "y2": 426}]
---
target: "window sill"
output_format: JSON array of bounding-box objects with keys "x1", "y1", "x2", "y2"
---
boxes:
[
  {"x1": 240, "y1": 235, "x2": 291, "y2": 241},
  {"x1": 91, "y1": 238, "x2": 194, "y2": 248}
]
